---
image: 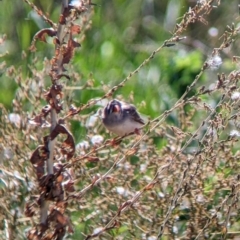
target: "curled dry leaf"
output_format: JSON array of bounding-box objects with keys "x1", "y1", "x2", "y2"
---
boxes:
[
  {"x1": 62, "y1": 38, "x2": 81, "y2": 66},
  {"x1": 61, "y1": 5, "x2": 72, "y2": 22},
  {"x1": 39, "y1": 173, "x2": 54, "y2": 188},
  {"x1": 30, "y1": 145, "x2": 49, "y2": 180},
  {"x1": 29, "y1": 28, "x2": 57, "y2": 52},
  {"x1": 50, "y1": 124, "x2": 75, "y2": 160},
  {"x1": 45, "y1": 84, "x2": 63, "y2": 113},
  {"x1": 50, "y1": 35, "x2": 80, "y2": 74},
  {"x1": 56, "y1": 73, "x2": 70, "y2": 80},
  {"x1": 53, "y1": 36, "x2": 60, "y2": 45},
  {"x1": 34, "y1": 28, "x2": 57, "y2": 42},
  {"x1": 39, "y1": 174, "x2": 64, "y2": 202},
  {"x1": 59, "y1": 14, "x2": 66, "y2": 25},
  {"x1": 49, "y1": 209, "x2": 74, "y2": 234}
]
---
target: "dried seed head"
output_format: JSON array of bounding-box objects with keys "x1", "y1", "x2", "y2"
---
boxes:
[{"x1": 207, "y1": 54, "x2": 222, "y2": 69}]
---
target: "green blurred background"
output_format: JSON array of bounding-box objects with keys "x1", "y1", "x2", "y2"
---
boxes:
[{"x1": 0, "y1": 0, "x2": 238, "y2": 116}]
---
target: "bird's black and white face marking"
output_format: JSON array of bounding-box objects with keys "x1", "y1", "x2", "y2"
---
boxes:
[
  {"x1": 102, "y1": 99, "x2": 144, "y2": 136},
  {"x1": 105, "y1": 100, "x2": 121, "y2": 115}
]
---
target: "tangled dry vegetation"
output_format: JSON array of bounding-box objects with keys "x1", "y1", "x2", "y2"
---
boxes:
[{"x1": 1, "y1": 0, "x2": 240, "y2": 239}]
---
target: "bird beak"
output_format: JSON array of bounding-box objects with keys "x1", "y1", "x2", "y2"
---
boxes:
[{"x1": 112, "y1": 104, "x2": 120, "y2": 113}]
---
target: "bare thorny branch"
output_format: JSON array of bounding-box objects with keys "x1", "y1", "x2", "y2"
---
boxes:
[{"x1": 24, "y1": 0, "x2": 93, "y2": 239}]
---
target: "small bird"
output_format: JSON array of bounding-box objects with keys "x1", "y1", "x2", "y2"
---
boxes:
[{"x1": 101, "y1": 99, "x2": 145, "y2": 136}]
